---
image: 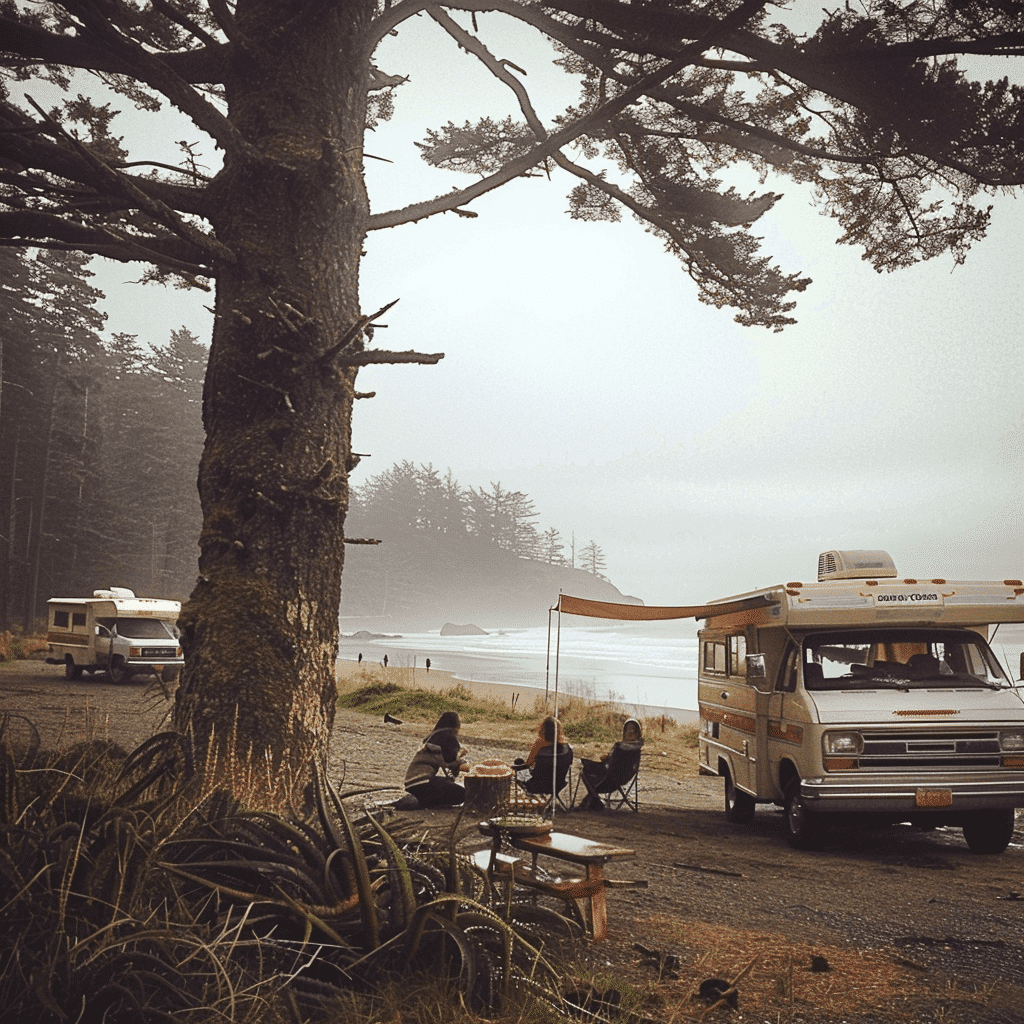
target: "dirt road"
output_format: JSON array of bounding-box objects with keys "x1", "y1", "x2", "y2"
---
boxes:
[{"x1": 3, "y1": 661, "x2": 1023, "y2": 1022}]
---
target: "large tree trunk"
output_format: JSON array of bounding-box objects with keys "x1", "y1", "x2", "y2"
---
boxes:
[{"x1": 172, "y1": 0, "x2": 373, "y2": 813}]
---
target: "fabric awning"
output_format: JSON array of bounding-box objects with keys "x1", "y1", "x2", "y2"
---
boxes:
[{"x1": 555, "y1": 592, "x2": 777, "y2": 621}]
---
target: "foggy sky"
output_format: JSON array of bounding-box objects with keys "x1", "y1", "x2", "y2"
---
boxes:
[{"x1": 87, "y1": 9, "x2": 1024, "y2": 606}]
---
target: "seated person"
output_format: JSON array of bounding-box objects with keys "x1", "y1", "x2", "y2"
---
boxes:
[
  {"x1": 513, "y1": 715, "x2": 573, "y2": 795},
  {"x1": 578, "y1": 718, "x2": 643, "y2": 811},
  {"x1": 403, "y1": 710, "x2": 469, "y2": 808}
]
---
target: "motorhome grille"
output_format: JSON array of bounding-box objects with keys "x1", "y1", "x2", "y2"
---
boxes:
[
  {"x1": 144, "y1": 647, "x2": 178, "y2": 659},
  {"x1": 859, "y1": 730, "x2": 1002, "y2": 769}
]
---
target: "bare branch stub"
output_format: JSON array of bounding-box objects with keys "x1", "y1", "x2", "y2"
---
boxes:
[
  {"x1": 334, "y1": 350, "x2": 444, "y2": 367},
  {"x1": 317, "y1": 298, "x2": 400, "y2": 368},
  {"x1": 344, "y1": 537, "x2": 382, "y2": 545}
]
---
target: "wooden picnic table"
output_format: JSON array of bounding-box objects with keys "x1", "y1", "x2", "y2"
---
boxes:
[{"x1": 476, "y1": 826, "x2": 640, "y2": 941}]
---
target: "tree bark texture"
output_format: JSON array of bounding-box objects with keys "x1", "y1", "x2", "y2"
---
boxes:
[{"x1": 172, "y1": 0, "x2": 374, "y2": 813}]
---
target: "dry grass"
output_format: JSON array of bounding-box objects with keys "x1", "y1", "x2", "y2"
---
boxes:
[
  {"x1": 335, "y1": 662, "x2": 701, "y2": 781},
  {"x1": 0, "y1": 629, "x2": 48, "y2": 661}
]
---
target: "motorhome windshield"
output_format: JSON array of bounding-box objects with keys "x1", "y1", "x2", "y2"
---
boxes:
[
  {"x1": 803, "y1": 629, "x2": 1010, "y2": 691},
  {"x1": 113, "y1": 618, "x2": 177, "y2": 640}
]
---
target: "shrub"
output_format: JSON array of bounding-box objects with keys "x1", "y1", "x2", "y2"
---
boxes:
[
  {"x1": 0, "y1": 630, "x2": 47, "y2": 662},
  {"x1": 0, "y1": 722, "x2": 576, "y2": 1022}
]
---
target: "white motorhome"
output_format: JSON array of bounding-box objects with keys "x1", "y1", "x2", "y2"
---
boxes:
[
  {"x1": 697, "y1": 551, "x2": 1024, "y2": 853},
  {"x1": 46, "y1": 588, "x2": 183, "y2": 684}
]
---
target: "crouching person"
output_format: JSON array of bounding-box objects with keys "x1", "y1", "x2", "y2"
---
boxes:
[{"x1": 403, "y1": 711, "x2": 469, "y2": 808}]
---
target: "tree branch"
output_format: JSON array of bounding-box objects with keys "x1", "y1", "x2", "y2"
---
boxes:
[
  {"x1": 317, "y1": 299, "x2": 401, "y2": 367},
  {"x1": 24, "y1": 94, "x2": 235, "y2": 264},
  {"x1": 0, "y1": 13, "x2": 229, "y2": 83},
  {"x1": 0, "y1": 118, "x2": 212, "y2": 218},
  {"x1": 0, "y1": 209, "x2": 212, "y2": 272},
  {"x1": 370, "y1": 0, "x2": 773, "y2": 230},
  {"x1": 20, "y1": 4, "x2": 250, "y2": 157},
  {"x1": 333, "y1": 350, "x2": 445, "y2": 366}
]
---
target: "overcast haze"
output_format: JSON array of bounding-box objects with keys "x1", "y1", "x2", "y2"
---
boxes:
[{"x1": 86, "y1": 11, "x2": 1024, "y2": 605}]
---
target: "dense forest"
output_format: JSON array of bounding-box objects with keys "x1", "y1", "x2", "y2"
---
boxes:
[
  {"x1": 0, "y1": 248, "x2": 205, "y2": 628},
  {"x1": 341, "y1": 462, "x2": 632, "y2": 627},
  {"x1": 0, "y1": 252, "x2": 622, "y2": 629}
]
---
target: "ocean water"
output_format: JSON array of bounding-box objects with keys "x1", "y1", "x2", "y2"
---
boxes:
[
  {"x1": 338, "y1": 621, "x2": 1024, "y2": 716},
  {"x1": 337, "y1": 619, "x2": 700, "y2": 714}
]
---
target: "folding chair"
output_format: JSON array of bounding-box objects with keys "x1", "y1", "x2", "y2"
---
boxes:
[
  {"x1": 513, "y1": 743, "x2": 574, "y2": 814},
  {"x1": 573, "y1": 744, "x2": 641, "y2": 812}
]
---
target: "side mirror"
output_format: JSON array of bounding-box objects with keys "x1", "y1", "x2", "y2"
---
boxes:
[{"x1": 746, "y1": 653, "x2": 770, "y2": 691}]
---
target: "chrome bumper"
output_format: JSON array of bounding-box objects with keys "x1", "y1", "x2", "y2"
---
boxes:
[{"x1": 802, "y1": 772, "x2": 1024, "y2": 814}]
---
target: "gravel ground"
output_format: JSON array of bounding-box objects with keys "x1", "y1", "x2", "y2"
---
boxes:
[{"x1": 3, "y1": 660, "x2": 1023, "y2": 1023}]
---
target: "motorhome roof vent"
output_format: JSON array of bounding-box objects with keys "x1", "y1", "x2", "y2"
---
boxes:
[
  {"x1": 817, "y1": 550, "x2": 897, "y2": 582},
  {"x1": 94, "y1": 587, "x2": 136, "y2": 599}
]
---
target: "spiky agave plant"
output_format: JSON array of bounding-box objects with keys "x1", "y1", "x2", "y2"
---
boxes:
[
  {"x1": 157, "y1": 764, "x2": 576, "y2": 1016},
  {"x1": 1, "y1": 722, "x2": 577, "y2": 1020},
  {"x1": 0, "y1": 720, "x2": 303, "y2": 1023}
]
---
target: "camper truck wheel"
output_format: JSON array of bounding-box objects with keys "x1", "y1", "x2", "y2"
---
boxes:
[
  {"x1": 784, "y1": 781, "x2": 821, "y2": 850},
  {"x1": 961, "y1": 809, "x2": 1016, "y2": 855},
  {"x1": 723, "y1": 766, "x2": 756, "y2": 824},
  {"x1": 64, "y1": 656, "x2": 83, "y2": 681},
  {"x1": 108, "y1": 657, "x2": 130, "y2": 684}
]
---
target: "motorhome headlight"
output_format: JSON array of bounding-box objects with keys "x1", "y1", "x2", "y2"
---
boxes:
[
  {"x1": 999, "y1": 729, "x2": 1024, "y2": 752},
  {"x1": 129, "y1": 646, "x2": 142, "y2": 658},
  {"x1": 823, "y1": 731, "x2": 864, "y2": 756}
]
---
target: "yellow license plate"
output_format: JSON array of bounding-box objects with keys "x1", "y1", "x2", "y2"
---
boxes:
[{"x1": 915, "y1": 788, "x2": 952, "y2": 808}]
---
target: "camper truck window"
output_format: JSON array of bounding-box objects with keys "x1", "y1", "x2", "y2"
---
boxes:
[
  {"x1": 73, "y1": 612, "x2": 86, "y2": 627},
  {"x1": 802, "y1": 629, "x2": 1010, "y2": 691},
  {"x1": 778, "y1": 646, "x2": 799, "y2": 692},
  {"x1": 728, "y1": 635, "x2": 747, "y2": 676},
  {"x1": 703, "y1": 641, "x2": 727, "y2": 675},
  {"x1": 53, "y1": 610, "x2": 69, "y2": 628},
  {"x1": 114, "y1": 618, "x2": 177, "y2": 640}
]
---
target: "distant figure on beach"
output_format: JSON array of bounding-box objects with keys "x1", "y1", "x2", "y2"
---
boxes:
[
  {"x1": 357, "y1": 652, "x2": 362, "y2": 664},
  {"x1": 403, "y1": 711, "x2": 468, "y2": 808},
  {"x1": 383, "y1": 654, "x2": 388, "y2": 668},
  {"x1": 577, "y1": 718, "x2": 643, "y2": 812},
  {"x1": 512, "y1": 715, "x2": 573, "y2": 797},
  {"x1": 425, "y1": 658, "x2": 431, "y2": 672}
]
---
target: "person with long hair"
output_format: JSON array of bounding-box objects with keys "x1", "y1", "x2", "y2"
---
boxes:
[
  {"x1": 513, "y1": 715, "x2": 573, "y2": 796},
  {"x1": 403, "y1": 710, "x2": 469, "y2": 808}
]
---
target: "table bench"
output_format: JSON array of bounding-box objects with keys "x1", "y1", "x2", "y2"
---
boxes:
[{"x1": 474, "y1": 828, "x2": 643, "y2": 940}]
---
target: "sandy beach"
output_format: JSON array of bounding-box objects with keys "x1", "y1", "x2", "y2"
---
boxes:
[{"x1": 335, "y1": 657, "x2": 699, "y2": 725}]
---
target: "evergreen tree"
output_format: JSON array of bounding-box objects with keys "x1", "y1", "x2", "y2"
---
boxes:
[
  {"x1": 541, "y1": 527, "x2": 566, "y2": 566},
  {"x1": 0, "y1": 249, "x2": 106, "y2": 626},
  {"x1": 579, "y1": 539, "x2": 608, "y2": 580},
  {"x1": 4, "y1": 1, "x2": 1024, "y2": 808},
  {"x1": 145, "y1": 327, "x2": 205, "y2": 595}
]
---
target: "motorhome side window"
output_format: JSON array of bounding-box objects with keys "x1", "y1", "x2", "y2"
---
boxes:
[
  {"x1": 72, "y1": 612, "x2": 86, "y2": 627},
  {"x1": 703, "y1": 641, "x2": 727, "y2": 675},
  {"x1": 53, "y1": 610, "x2": 69, "y2": 628},
  {"x1": 702, "y1": 636, "x2": 746, "y2": 676},
  {"x1": 728, "y1": 635, "x2": 746, "y2": 676}
]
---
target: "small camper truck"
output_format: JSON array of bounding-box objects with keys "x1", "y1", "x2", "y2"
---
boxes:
[
  {"x1": 46, "y1": 588, "x2": 183, "y2": 684},
  {"x1": 697, "y1": 551, "x2": 1024, "y2": 853}
]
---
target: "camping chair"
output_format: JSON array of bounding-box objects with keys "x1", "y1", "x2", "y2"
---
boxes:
[
  {"x1": 573, "y1": 744, "x2": 641, "y2": 812},
  {"x1": 513, "y1": 743, "x2": 574, "y2": 814}
]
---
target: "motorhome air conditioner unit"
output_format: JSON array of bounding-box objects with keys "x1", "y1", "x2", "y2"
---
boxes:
[{"x1": 817, "y1": 550, "x2": 897, "y2": 582}]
